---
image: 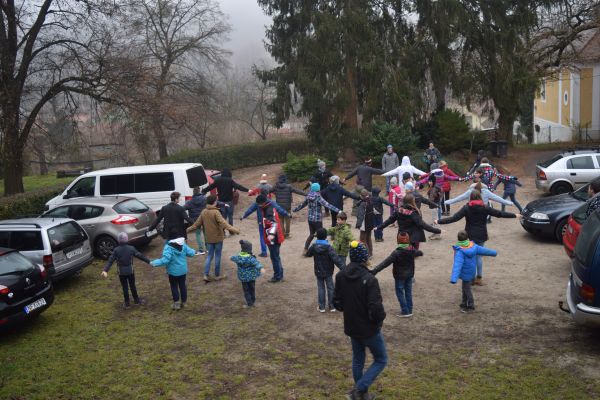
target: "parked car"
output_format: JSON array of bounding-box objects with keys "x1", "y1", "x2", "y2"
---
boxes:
[
  {"x1": 520, "y1": 183, "x2": 589, "y2": 242},
  {"x1": 536, "y1": 148, "x2": 600, "y2": 195},
  {"x1": 41, "y1": 197, "x2": 158, "y2": 259},
  {"x1": 45, "y1": 163, "x2": 210, "y2": 213},
  {"x1": 563, "y1": 203, "x2": 587, "y2": 258},
  {"x1": 561, "y1": 211, "x2": 600, "y2": 326},
  {"x1": 0, "y1": 248, "x2": 54, "y2": 331},
  {"x1": 0, "y1": 218, "x2": 93, "y2": 280}
]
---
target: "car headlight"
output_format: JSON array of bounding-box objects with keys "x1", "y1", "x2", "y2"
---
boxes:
[{"x1": 530, "y1": 212, "x2": 549, "y2": 220}]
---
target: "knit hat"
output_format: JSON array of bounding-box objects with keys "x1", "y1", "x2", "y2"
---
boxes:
[
  {"x1": 349, "y1": 241, "x2": 369, "y2": 263},
  {"x1": 390, "y1": 176, "x2": 398, "y2": 186},
  {"x1": 118, "y1": 232, "x2": 129, "y2": 243},
  {"x1": 260, "y1": 174, "x2": 268, "y2": 184},
  {"x1": 256, "y1": 194, "x2": 268, "y2": 204},
  {"x1": 402, "y1": 172, "x2": 411, "y2": 181},
  {"x1": 239, "y1": 240, "x2": 252, "y2": 254},
  {"x1": 430, "y1": 163, "x2": 439, "y2": 171},
  {"x1": 397, "y1": 232, "x2": 410, "y2": 244},
  {"x1": 387, "y1": 144, "x2": 393, "y2": 149},
  {"x1": 329, "y1": 175, "x2": 340, "y2": 184},
  {"x1": 405, "y1": 182, "x2": 415, "y2": 191},
  {"x1": 311, "y1": 182, "x2": 321, "y2": 192}
]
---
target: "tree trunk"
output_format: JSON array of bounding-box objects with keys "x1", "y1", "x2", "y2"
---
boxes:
[
  {"x1": 3, "y1": 133, "x2": 25, "y2": 195},
  {"x1": 497, "y1": 111, "x2": 516, "y2": 144},
  {"x1": 152, "y1": 119, "x2": 168, "y2": 159},
  {"x1": 343, "y1": 61, "x2": 359, "y2": 130}
]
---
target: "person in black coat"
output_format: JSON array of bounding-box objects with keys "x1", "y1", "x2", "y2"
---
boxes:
[
  {"x1": 343, "y1": 158, "x2": 384, "y2": 191},
  {"x1": 202, "y1": 168, "x2": 249, "y2": 225},
  {"x1": 333, "y1": 241, "x2": 387, "y2": 400},
  {"x1": 372, "y1": 232, "x2": 423, "y2": 317},
  {"x1": 306, "y1": 228, "x2": 345, "y2": 312},
  {"x1": 149, "y1": 192, "x2": 194, "y2": 240},
  {"x1": 436, "y1": 190, "x2": 517, "y2": 285},
  {"x1": 269, "y1": 174, "x2": 306, "y2": 238},
  {"x1": 371, "y1": 186, "x2": 394, "y2": 242},
  {"x1": 320, "y1": 175, "x2": 360, "y2": 227}
]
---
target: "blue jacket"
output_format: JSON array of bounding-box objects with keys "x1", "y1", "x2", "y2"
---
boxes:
[
  {"x1": 450, "y1": 243, "x2": 497, "y2": 283},
  {"x1": 493, "y1": 177, "x2": 522, "y2": 195},
  {"x1": 150, "y1": 240, "x2": 196, "y2": 276},
  {"x1": 231, "y1": 253, "x2": 263, "y2": 282},
  {"x1": 242, "y1": 200, "x2": 289, "y2": 224}
]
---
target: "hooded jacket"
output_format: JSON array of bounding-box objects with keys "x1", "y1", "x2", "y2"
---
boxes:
[
  {"x1": 440, "y1": 165, "x2": 459, "y2": 192},
  {"x1": 242, "y1": 200, "x2": 289, "y2": 224},
  {"x1": 231, "y1": 253, "x2": 263, "y2": 282},
  {"x1": 270, "y1": 175, "x2": 306, "y2": 210},
  {"x1": 379, "y1": 206, "x2": 440, "y2": 243},
  {"x1": 370, "y1": 187, "x2": 393, "y2": 215},
  {"x1": 438, "y1": 200, "x2": 516, "y2": 243},
  {"x1": 417, "y1": 169, "x2": 459, "y2": 192},
  {"x1": 388, "y1": 185, "x2": 403, "y2": 209},
  {"x1": 202, "y1": 169, "x2": 249, "y2": 202},
  {"x1": 306, "y1": 239, "x2": 345, "y2": 277},
  {"x1": 184, "y1": 193, "x2": 207, "y2": 221},
  {"x1": 345, "y1": 164, "x2": 384, "y2": 191},
  {"x1": 103, "y1": 244, "x2": 150, "y2": 276},
  {"x1": 149, "y1": 201, "x2": 194, "y2": 239},
  {"x1": 382, "y1": 156, "x2": 427, "y2": 183},
  {"x1": 333, "y1": 261, "x2": 386, "y2": 339},
  {"x1": 320, "y1": 183, "x2": 359, "y2": 210},
  {"x1": 450, "y1": 242, "x2": 497, "y2": 283},
  {"x1": 293, "y1": 192, "x2": 340, "y2": 222},
  {"x1": 150, "y1": 238, "x2": 196, "y2": 276},
  {"x1": 327, "y1": 223, "x2": 355, "y2": 257},
  {"x1": 493, "y1": 177, "x2": 522, "y2": 195},
  {"x1": 187, "y1": 204, "x2": 240, "y2": 243},
  {"x1": 372, "y1": 245, "x2": 423, "y2": 281},
  {"x1": 248, "y1": 182, "x2": 273, "y2": 198},
  {"x1": 382, "y1": 151, "x2": 400, "y2": 172}
]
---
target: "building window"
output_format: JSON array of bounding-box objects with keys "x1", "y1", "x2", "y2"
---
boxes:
[
  {"x1": 563, "y1": 91, "x2": 568, "y2": 106},
  {"x1": 540, "y1": 80, "x2": 546, "y2": 102}
]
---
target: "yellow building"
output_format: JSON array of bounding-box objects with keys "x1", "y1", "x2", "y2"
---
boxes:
[{"x1": 534, "y1": 29, "x2": 600, "y2": 143}]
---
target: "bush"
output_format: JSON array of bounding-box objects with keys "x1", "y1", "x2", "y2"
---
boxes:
[
  {"x1": 0, "y1": 185, "x2": 64, "y2": 220},
  {"x1": 352, "y1": 122, "x2": 418, "y2": 166},
  {"x1": 160, "y1": 138, "x2": 312, "y2": 170},
  {"x1": 282, "y1": 153, "x2": 332, "y2": 182},
  {"x1": 433, "y1": 110, "x2": 471, "y2": 154}
]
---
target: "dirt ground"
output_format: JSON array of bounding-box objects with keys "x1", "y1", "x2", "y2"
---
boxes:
[{"x1": 140, "y1": 150, "x2": 600, "y2": 380}]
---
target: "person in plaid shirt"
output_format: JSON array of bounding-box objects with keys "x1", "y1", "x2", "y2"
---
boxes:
[
  {"x1": 460, "y1": 158, "x2": 517, "y2": 190},
  {"x1": 294, "y1": 182, "x2": 341, "y2": 253}
]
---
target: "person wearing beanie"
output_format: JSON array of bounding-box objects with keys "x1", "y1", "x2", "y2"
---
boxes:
[
  {"x1": 268, "y1": 174, "x2": 307, "y2": 238},
  {"x1": 241, "y1": 194, "x2": 290, "y2": 257},
  {"x1": 102, "y1": 232, "x2": 151, "y2": 308},
  {"x1": 382, "y1": 156, "x2": 426, "y2": 189},
  {"x1": 371, "y1": 232, "x2": 423, "y2": 317},
  {"x1": 230, "y1": 240, "x2": 264, "y2": 308},
  {"x1": 402, "y1": 180, "x2": 439, "y2": 211},
  {"x1": 248, "y1": 174, "x2": 274, "y2": 198},
  {"x1": 344, "y1": 158, "x2": 384, "y2": 191},
  {"x1": 370, "y1": 187, "x2": 394, "y2": 243},
  {"x1": 202, "y1": 168, "x2": 250, "y2": 226},
  {"x1": 320, "y1": 175, "x2": 360, "y2": 227},
  {"x1": 449, "y1": 230, "x2": 497, "y2": 313},
  {"x1": 333, "y1": 240, "x2": 387, "y2": 399},
  {"x1": 382, "y1": 145, "x2": 400, "y2": 194},
  {"x1": 305, "y1": 159, "x2": 334, "y2": 193},
  {"x1": 187, "y1": 195, "x2": 240, "y2": 283},
  {"x1": 293, "y1": 181, "x2": 341, "y2": 253},
  {"x1": 437, "y1": 160, "x2": 460, "y2": 215},
  {"x1": 306, "y1": 228, "x2": 345, "y2": 312}
]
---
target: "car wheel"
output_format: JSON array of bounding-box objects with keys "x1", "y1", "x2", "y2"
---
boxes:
[
  {"x1": 96, "y1": 235, "x2": 117, "y2": 260},
  {"x1": 555, "y1": 218, "x2": 568, "y2": 242},
  {"x1": 551, "y1": 182, "x2": 572, "y2": 195}
]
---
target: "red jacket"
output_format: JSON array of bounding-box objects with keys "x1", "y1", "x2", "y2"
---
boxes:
[
  {"x1": 261, "y1": 202, "x2": 285, "y2": 245},
  {"x1": 440, "y1": 165, "x2": 459, "y2": 192}
]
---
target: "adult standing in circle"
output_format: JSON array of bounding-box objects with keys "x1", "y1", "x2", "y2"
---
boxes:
[
  {"x1": 423, "y1": 142, "x2": 442, "y2": 171},
  {"x1": 202, "y1": 168, "x2": 249, "y2": 225},
  {"x1": 148, "y1": 191, "x2": 194, "y2": 240},
  {"x1": 381, "y1": 144, "x2": 400, "y2": 194},
  {"x1": 343, "y1": 158, "x2": 384, "y2": 192}
]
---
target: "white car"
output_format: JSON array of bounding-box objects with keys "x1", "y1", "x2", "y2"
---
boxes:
[{"x1": 536, "y1": 148, "x2": 600, "y2": 195}]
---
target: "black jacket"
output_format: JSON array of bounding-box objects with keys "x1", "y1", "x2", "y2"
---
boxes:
[
  {"x1": 103, "y1": 244, "x2": 150, "y2": 275},
  {"x1": 379, "y1": 206, "x2": 440, "y2": 243},
  {"x1": 371, "y1": 187, "x2": 393, "y2": 215},
  {"x1": 306, "y1": 241, "x2": 345, "y2": 277},
  {"x1": 149, "y1": 201, "x2": 194, "y2": 239},
  {"x1": 345, "y1": 165, "x2": 384, "y2": 191},
  {"x1": 321, "y1": 183, "x2": 359, "y2": 210},
  {"x1": 414, "y1": 191, "x2": 438, "y2": 210},
  {"x1": 202, "y1": 169, "x2": 248, "y2": 202},
  {"x1": 304, "y1": 168, "x2": 334, "y2": 190},
  {"x1": 438, "y1": 201, "x2": 516, "y2": 243},
  {"x1": 184, "y1": 193, "x2": 206, "y2": 221},
  {"x1": 372, "y1": 246, "x2": 423, "y2": 281},
  {"x1": 356, "y1": 197, "x2": 375, "y2": 231},
  {"x1": 333, "y1": 262, "x2": 386, "y2": 339},
  {"x1": 270, "y1": 175, "x2": 305, "y2": 210}
]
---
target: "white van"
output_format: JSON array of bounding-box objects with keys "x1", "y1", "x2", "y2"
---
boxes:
[{"x1": 45, "y1": 163, "x2": 209, "y2": 213}]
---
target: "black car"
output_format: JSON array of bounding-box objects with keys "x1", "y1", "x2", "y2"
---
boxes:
[
  {"x1": 521, "y1": 183, "x2": 590, "y2": 242},
  {"x1": 0, "y1": 248, "x2": 54, "y2": 330}
]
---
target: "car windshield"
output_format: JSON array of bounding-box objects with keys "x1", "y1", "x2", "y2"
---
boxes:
[
  {"x1": 0, "y1": 252, "x2": 35, "y2": 275},
  {"x1": 48, "y1": 222, "x2": 87, "y2": 252},
  {"x1": 538, "y1": 154, "x2": 563, "y2": 168},
  {"x1": 113, "y1": 199, "x2": 149, "y2": 214},
  {"x1": 570, "y1": 184, "x2": 590, "y2": 201}
]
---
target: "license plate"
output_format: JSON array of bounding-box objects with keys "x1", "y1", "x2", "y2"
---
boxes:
[
  {"x1": 24, "y1": 298, "x2": 47, "y2": 314},
  {"x1": 146, "y1": 229, "x2": 158, "y2": 238},
  {"x1": 65, "y1": 246, "x2": 84, "y2": 259}
]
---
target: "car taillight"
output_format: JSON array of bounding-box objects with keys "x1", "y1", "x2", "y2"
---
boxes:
[
  {"x1": 538, "y1": 170, "x2": 547, "y2": 180},
  {"x1": 185, "y1": 196, "x2": 192, "y2": 202},
  {"x1": 43, "y1": 255, "x2": 54, "y2": 269},
  {"x1": 0, "y1": 285, "x2": 9, "y2": 296},
  {"x1": 580, "y1": 283, "x2": 596, "y2": 304},
  {"x1": 111, "y1": 215, "x2": 139, "y2": 225},
  {"x1": 38, "y1": 265, "x2": 48, "y2": 281}
]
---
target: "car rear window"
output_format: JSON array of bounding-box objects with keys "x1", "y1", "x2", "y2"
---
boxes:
[
  {"x1": 575, "y1": 213, "x2": 600, "y2": 266},
  {"x1": 113, "y1": 199, "x2": 150, "y2": 214},
  {"x1": 0, "y1": 252, "x2": 35, "y2": 275},
  {"x1": 538, "y1": 155, "x2": 563, "y2": 168},
  {"x1": 186, "y1": 166, "x2": 208, "y2": 188},
  {"x1": 47, "y1": 222, "x2": 88, "y2": 252},
  {"x1": 8, "y1": 231, "x2": 44, "y2": 251}
]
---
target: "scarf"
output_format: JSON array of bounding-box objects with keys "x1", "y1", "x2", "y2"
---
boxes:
[{"x1": 456, "y1": 239, "x2": 471, "y2": 247}]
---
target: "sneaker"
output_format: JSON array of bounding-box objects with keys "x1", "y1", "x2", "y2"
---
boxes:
[
  {"x1": 397, "y1": 313, "x2": 413, "y2": 318},
  {"x1": 258, "y1": 253, "x2": 268, "y2": 258},
  {"x1": 318, "y1": 307, "x2": 326, "y2": 313},
  {"x1": 268, "y1": 278, "x2": 281, "y2": 283},
  {"x1": 133, "y1": 298, "x2": 145, "y2": 305},
  {"x1": 329, "y1": 308, "x2": 337, "y2": 312},
  {"x1": 123, "y1": 302, "x2": 131, "y2": 309},
  {"x1": 430, "y1": 233, "x2": 442, "y2": 240},
  {"x1": 242, "y1": 304, "x2": 251, "y2": 309},
  {"x1": 213, "y1": 274, "x2": 227, "y2": 281},
  {"x1": 203, "y1": 274, "x2": 212, "y2": 282},
  {"x1": 374, "y1": 238, "x2": 383, "y2": 242},
  {"x1": 171, "y1": 302, "x2": 181, "y2": 310},
  {"x1": 196, "y1": 250, "x2": 206, "y2": 256},
  {"x1": 180, "y1": 302, "x2": 185, "y2": 309}
]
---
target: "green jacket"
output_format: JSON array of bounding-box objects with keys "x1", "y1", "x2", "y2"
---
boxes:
[{"x1": 327, "y1": 223, "x2": 355, "y2": 257}]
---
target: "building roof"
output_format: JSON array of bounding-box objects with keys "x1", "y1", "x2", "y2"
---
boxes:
[{"x1": 577, "y1": 29, "x2": 600, "y2": 63}]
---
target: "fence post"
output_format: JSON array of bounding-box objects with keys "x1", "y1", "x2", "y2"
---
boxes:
[{"x1": 549, "y1": 126, "x2": 552, "y2": 143}]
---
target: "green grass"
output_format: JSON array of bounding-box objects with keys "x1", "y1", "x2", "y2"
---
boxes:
[
  {"x1": 1, "y1": 263, "x2": 599, "y2": 399},
  {"x1": 0, "y1": 175, "x2": 73, "y2": 196}
]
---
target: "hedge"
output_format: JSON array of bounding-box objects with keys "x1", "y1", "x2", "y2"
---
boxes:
[
  {"x1": 159, "y1": 138, "x2": 312, "y2": 170},
  {"x1": 0, "y1": 184, "x2": 64, "y2": 220}
]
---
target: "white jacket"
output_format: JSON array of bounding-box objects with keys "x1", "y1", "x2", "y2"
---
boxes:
[{"x1": 382, "y1": 156, "x2": 426, "y2": 182}]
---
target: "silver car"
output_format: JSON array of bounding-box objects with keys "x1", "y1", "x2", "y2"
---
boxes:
[
  {"x1": 0, "y1": 218, "x2": 94, "y2": 280},
  {"x1": 536, "y1": 148, "x2": 600, "y2": 195},
  {"x1": 41, "y1": 197, "x2": 158, "y2": 259}
]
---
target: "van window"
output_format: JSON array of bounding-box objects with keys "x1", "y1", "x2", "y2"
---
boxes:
[
  {"x1": 135, "y1": 172, "x2": 175, "y2": 192},
  {"x1": 0, "y1": 231, "x2": 9, "y2": 247},
  {"x1": 100, "y1": 174, "x2": 135, "y2": 195},
  {"x1": 48, "y1": 222, "x2": 88, "y2": 252},
  {"x1": 9, "y1": 231, "x2": 44, "y2": 251},
  {"x1": 575, "y1": 214, "x2": 600, "y2": 266},
  {"x1": 567, "y1": 156, "x2": 595, "y2": 169},
  {"x1": 67, "y1": 177, "x2": 96, "y2": 198},
  {"x1": 186, "y1": 166, "x2": 208, "y2": 188}
]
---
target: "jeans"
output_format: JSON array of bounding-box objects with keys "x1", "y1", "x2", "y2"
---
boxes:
[
  {"x1": 461, "y1": 280, "x2": 474, "y2": 309},
  {"x1": 195, "y1": 228, "x2": 206, "y2": 252},
  {"x1": 242, "y1": 281, "x2": 256, "y2": 306},
  {"x1": 268, "y1": 244, "x2": 283, "y2": 281},
  {"x1": 258, "y1": 224, "x2": 267, "y2": 255},
  {"x1": 351, "y1": 331, "x2": 388, "y2": 393},
  {"x1": 395, "y1": 277, "x2": 413, "y2": 315},
  {"x1": 474, "y1": 240, "x2": 485, "y2": 277},
  {"x1": 443, "y1": 191, "x2": 451, "y2": 213},
  {"x1": 316, "y1": 276, "x2": 334, "y2": 310},
  {"x1": 501, "y1": 192, "x2": 523, "y2": 213},
  {"x1": 385, "y1": 176, "x2": 392, "y2": 194},
  {"x1": 220, "y1": 201, "x2": 234, "y2": 225},
  {"x1": 204, "y1": 242, "x2": 224, "y2": 276},
  {"x1": 119, "y1": 274, "x2": 139, "y2": 304},
  {"x1": 168, "y1": 274, "x2": 187, "y2": 303},
  {"x1": 373, "y1": 214, "x2": 383, "y2": 240},
  {"x1": 305, "y1": 221, "x2": 323, "y2": 249}
]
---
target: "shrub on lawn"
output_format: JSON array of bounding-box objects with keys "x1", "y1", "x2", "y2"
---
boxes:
[
  {"x1": 283, "y1": 153, "x2": 332, "y2": 182},
  {"x1": 0, "y1": 185, "x2": 64, "y2": 220}
]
